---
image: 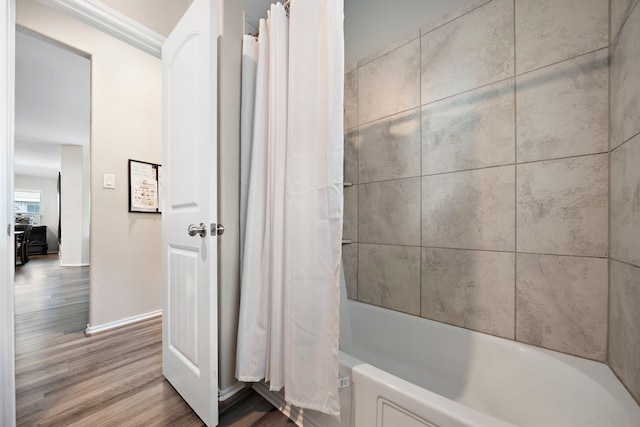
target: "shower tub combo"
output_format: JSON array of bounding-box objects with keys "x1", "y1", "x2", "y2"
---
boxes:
[{"x1": 254, "y1": 278, "x2": 640, "y2": 427}]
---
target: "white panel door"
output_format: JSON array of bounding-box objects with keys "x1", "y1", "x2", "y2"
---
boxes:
[{"x1": 161, "y1": 0, "x2": 218, "y2": 425}]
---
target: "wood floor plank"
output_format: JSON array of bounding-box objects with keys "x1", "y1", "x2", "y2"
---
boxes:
[
  {"x1": 218, "y1": 391, "x2": 276, "y2": 427},
  {"x1": 252, "y1": 409, "x2": 297, "y2": 427},
  {"x1": 118, "y1": 382, "x2": 203, "y2": 427}
]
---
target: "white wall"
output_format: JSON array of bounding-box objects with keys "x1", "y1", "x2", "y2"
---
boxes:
[
  {"x1": 17, "y1": 0, "x2": 164, "y2": 327},
  {"x1": 59, "y1": 145, "x2": 85, "y2": 265},
  {"x1": 344, "y1": 0, "x2": 468, "y2": 67},
  {"x1": 14, "y1": 173, "x2": 59, "y2": 253},
  {"x1": 81, "y1": 140, "x2": 90, "y2": 264}
]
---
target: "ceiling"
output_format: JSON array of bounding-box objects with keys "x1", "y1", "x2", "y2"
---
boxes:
[
  {"x1": 98, "y1": 0, "x2": 193, "y2": 37},
  {"x1": 14, "y1": 29, "x2": 90, "y2": 179}
]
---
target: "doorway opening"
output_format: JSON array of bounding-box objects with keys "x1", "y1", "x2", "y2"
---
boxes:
[
  {"x1": 14, "y1": 26, "x2": 91, "y2": 269},
  {"x1": 12, "y1": 25, "x2": 92, "y2": 420}
]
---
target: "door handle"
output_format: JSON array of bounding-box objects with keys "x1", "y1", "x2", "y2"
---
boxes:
[{"x1": 187, "y1": 223, "x2": 207, "y2": 237}]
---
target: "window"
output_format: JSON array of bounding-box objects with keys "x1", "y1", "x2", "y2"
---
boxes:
[{"x1": 15, "y1": 191, "x2": 41, "y2": 226}]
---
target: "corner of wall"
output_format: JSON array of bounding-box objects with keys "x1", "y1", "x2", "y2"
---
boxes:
[{"x1": 607, "y1": 0, "x2": 640, "y2": 405}]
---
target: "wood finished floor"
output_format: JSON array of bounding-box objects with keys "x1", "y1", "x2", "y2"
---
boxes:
[{"x1": 15, "y1": 254, "x2": 293, "y2": 426}]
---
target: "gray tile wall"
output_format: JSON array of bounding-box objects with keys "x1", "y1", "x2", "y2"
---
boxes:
[
  {"x1": 342, "y1": 0, "x2": 611, "y2": 362},
  {"x1": 609, "y1": 0, "x2": 640, "y2": 405}
]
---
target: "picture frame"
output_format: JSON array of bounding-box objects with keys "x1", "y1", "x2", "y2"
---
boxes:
[{"x1": 128, "y1": 159, "x2": 162, "y2": 214}]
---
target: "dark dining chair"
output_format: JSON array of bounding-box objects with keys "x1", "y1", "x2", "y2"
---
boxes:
[{"x1": 15, "y1": 224, "x2": 32, "y2": 265}]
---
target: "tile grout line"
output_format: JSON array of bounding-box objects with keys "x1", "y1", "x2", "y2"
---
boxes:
[
  {"x1": 355, "y1": 64, "x2": 360, "y2": 302},
  {"x1": 515, "y1": 45, "x2": 609, "y2": 79},
  {"x1": 356, "y1": 242, "x2": 609, "y2": 260},
  {"x1": 357, "y1": 33, "x2": 421, "y2": 70},
  {"x1": 611, "y1": 0, "x2": 640, "y2": 44},
  {"x1": 357, "y1": 104, "x2": 421, "y2": 130},
  {"x1": 513, "y1": 0, "x2": 518, "y2": 342},
  {"x1": 355, "y1": 150, "x2": 609, "y2": 189},
  {"x1": 610, "y1": 257, "x2": 640, "y2": 273},
  {"x1": 606, "y1": 0, "x2": 612, "y2": 365},
  {"x1": 512, "y1": 151, "x2": 609, "y2": 165},
  {"x1": 609, "y1": 0, "x2": 613, "y2": 44},
  {"x1": 419, "y1": 33, "x2": 423, "y2": 318},
  {"x1": 420, "y1": 0, "x2": 494, "y2": 38},
  {"x1": 610, "y1": 128, "x2": 640, "y2": 153},
  {"x1": 421, "y1": 77, "x2": 514, "y2": 115}
]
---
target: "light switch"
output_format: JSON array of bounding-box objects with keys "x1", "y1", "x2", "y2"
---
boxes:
[{"x1": 103, "y1": 173, "x2": 116, "y2": 189}]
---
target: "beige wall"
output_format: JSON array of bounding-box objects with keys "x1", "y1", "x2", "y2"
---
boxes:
[
  {"x1": 59, "y1": 144, "x2": 87, "y2": 266},
  {"x1": 343, "y1": 0, "x2": 611, "y2": 361},
  {"x1": 609, "y1": 0, "x2": 640, "y2": 405},
  {"x1": 17, "y1": 0, "x2": 165, "y2": 327}
]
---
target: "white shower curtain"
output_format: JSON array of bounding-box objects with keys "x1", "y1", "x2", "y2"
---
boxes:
[
  {"x1": 236, "y1": 0, "x2": 344, "y2": 417},
  {"x1": 239, "y1": 35, "x2": 258, "y2": 259}
]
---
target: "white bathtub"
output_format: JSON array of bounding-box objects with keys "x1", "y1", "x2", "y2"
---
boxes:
[
  {"x1": 337, "y1": 300, "x2": 640, "y2": 427},
  {"x1": 255, "y1": 290, "x2": 640, "y2": 427}
]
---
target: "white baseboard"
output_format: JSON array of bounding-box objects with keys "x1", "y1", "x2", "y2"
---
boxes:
[
  {"x1": 85, "y1": 309, "x2": 162, "y2": 336},
  {"x1": 218, "y1": 381, "x2": 246, "y2": 402},
  {"x1": 59, "y1": 262, "x2": 89, "y2": 267},
  {"x1": 252, "y1": 383, "x2": 321, "y2": 427}
]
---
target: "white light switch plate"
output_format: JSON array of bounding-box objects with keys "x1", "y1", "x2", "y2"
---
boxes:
[{"x1": 103, "y1": 173, "x2": 116, "y2": 189}]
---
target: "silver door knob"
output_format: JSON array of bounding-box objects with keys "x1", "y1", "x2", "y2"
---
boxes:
[{"x1": 188, "y1": 223, "x2": 207, "y2": 237}]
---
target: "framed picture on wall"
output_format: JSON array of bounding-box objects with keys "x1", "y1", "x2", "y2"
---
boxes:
[{"x1": 128, "y1": 159, "x2": 162, "y2": 214}]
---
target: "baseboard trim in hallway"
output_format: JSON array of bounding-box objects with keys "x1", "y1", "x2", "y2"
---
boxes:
[
  {"x1": 219, "y1": 381, "x2": 248, "y2": 402},
  {"x1": 85, "y1": 309, "x2": 163, "y2": 336}
]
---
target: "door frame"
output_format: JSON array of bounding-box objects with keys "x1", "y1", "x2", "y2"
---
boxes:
[
  {"x1": 1, "y1": 1, "x2": 16, "y2": 425},
  {"x1": 0, "y1": 2, "x2": 165, "y2": 425}
]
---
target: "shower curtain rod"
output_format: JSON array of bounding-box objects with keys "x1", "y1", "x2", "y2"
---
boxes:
[{"x1": 249, "y1": 0, "x2": 291, "y2": 37}]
